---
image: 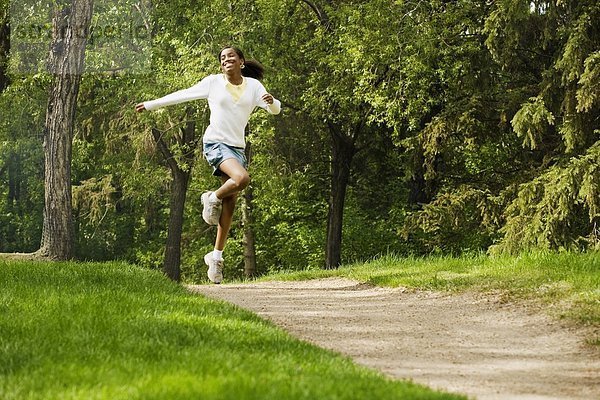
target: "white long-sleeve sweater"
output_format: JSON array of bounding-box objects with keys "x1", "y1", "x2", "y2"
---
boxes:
[{"x1": 143, "y1": 74, "x2": 281, "y2": 148}]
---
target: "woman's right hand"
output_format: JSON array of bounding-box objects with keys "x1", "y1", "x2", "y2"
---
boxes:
[{"x1": 135, "y1": 103, "x2": 146, "y2": 112}]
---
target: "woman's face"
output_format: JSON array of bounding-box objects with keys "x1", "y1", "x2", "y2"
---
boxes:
[{"x1": 220, "y1": 48, "x2": 243, "y2": 74}]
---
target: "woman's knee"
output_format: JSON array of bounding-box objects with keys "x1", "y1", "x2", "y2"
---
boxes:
[
  {"x1": 219, "y1": 159, "x2": 250, "y2": 191},
  {"x1": 234, "y1": 171, "x2": 250, "y2": 190},
  {"x1": 226, "y1": 170, "x2": 249, "y2": 191}
]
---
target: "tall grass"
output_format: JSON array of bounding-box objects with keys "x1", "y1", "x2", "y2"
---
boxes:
[
  {"x1": 263, "y1": 252, "x2": 600, "y2": 327},
  {"x1": 0, "y1": 260, "x2": 464, "y2": 400}
]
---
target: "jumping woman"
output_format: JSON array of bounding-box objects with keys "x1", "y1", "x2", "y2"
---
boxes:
[{"x1": 136, "y1": 47, "x2": 281, "y2": 284}]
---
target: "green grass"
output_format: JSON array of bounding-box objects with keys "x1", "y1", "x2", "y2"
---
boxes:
[
  {"x1": 262, "y1": 251, "x2": 600, "y2": 328},
  {"x1": 0, "y1": 260, "x2": 464, "y2": 400}
]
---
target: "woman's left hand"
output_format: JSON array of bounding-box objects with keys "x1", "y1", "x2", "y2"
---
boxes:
[{"x1": 262, "y1": 93, "x2": 274, "y2": 105}]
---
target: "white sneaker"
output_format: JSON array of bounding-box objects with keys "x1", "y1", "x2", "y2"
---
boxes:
[
  {"x1": 204, "y1": 252, "x2": 224, "y2": 284},
  {"x1": 201, "y1": 191, "x2": 222, "y2": 225}
]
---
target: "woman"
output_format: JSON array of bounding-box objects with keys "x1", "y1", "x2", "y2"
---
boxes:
[{"x1": 136, "y1": 47, "x2": 281, "y2": 284}]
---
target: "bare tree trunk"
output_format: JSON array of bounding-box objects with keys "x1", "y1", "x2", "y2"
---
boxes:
[
  {"x1": 408, "y1": 150, "x2": 430, "y2": 207},
  {"x1": 151, "y1": 110, "x2": 197, "y2": 282},
  {"x1": 38, "y1": 0, "x2": 94, "y2": 260},
  {"x1": 163, "y1": 168, "x2": 189, "y2": 282},
  {"x1": 325, "y1": 123, "x2": 356, "y2": 269},
  {"x1": 0, "y1": 1, "x2": 9, "y2": 92},
  {"x1": 242, "y1": 140, "x2": 257, "y2": 277},
  {"x1": 7, "y1": 152, "x2": 21, "y2": 205}
]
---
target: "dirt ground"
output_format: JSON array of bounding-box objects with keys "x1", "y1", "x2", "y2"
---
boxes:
[{"x1": 189, "y1": 278, "x2": 600, "y2": 400}]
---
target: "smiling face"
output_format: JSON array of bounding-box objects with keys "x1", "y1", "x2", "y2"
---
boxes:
[{"x1": 219, "y1": 47, "x2": 244, "y2": 74}]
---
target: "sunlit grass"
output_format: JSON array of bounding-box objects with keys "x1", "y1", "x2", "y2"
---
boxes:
[{"x1": 0, "y1": 260, "x2": 464, "y2": 400}]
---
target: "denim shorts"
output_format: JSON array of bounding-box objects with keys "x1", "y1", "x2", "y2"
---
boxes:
[{"x1": 203, "y1": 142, "x2": 248, "y2": 176}]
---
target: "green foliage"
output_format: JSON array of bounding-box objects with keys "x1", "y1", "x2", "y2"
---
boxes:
[
  {"x1": 68, "y1": 74, "x2": 169, "y2": 263},
  {"x1": 511, "y1": 96, "x2": 555, "y2": 150},
  {"x1": 0, "y1": 77, "x2": 46, "y2": 253},
  {"x1": 251, "y1": 128, "x2": 328, "y2": 272},
  {"x1": 2, "y1": 0, "x2": 599, "y2": 274},
  {"x1": 577, "y1": 51, "x2": 600, "y2": 112},
  {"x1": 402, "y1": 0, "x2": 599, "y2": 255},
  {"x1": 0, "y1": 260, "x2": 464, "y2": 400},
  {"x1": 493, "y1": 142, "x2": 600, "y2": 253},
  {"x1": 555, "y1": 9, "x2": 596, "y2": 86},
  {"x1": 484, "y1": 0, "x2": 600, "y2": 252},
  {"x1": 403, "y1": 186, "x2": 501, "y2": 254}
]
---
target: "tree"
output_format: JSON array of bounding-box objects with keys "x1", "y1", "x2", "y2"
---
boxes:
[
  {"x1": 372, "y1": 0, "x2": 509, "y2": 253},
  {"x1": 484, "y1": 0, "x2": 600, "y2": 252},
  {"x1": 242, "y1": 138, "x2": 257, "y2": 277},
  {"x1": 0, "y1": 0, "x2": 9, "y2": 92},
  {"x1": 150, "y1": 107, "x2": 199, "y2": 282},
  {"x1": 255, "y1": 0, "x2": 396, "y2": 268},
  {"x1": 6, "y1": 0, "x2": 597, "y2": 273},
  {"x1": 38, "y1": 0, "x2": 94, "y2": 259}
]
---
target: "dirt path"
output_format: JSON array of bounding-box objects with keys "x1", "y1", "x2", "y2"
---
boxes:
[{"x1": 189, "y1": 278, "x2": 600, "y2": 400}]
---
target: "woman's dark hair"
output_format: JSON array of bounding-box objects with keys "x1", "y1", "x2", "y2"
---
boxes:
[{"x1": 218, "y1": 46, "x2": 264, "y2": 81}]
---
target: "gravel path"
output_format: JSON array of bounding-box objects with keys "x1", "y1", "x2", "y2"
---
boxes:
[{"x1": 189, "y1": 278, "x2": 600, "y2": 400}]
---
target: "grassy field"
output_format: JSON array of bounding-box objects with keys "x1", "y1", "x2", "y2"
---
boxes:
[
  {"x1": 263, "y1": 251, "x2": 600, "y2": 331},
  {"x1": 0, "y1": 260, "x2": 464, "y2": 400}
]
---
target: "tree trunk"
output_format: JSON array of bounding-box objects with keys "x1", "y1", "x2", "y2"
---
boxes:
[
  {"x1": 39, "y1": 0, "x2": 94, "y2": 260},
  {"x1": 408, "y1": 150, "x2": 430, "y2": 207},
  {"x1": 242, "y1": 140, "x2": 257, "y2": 278},
  {"x1": 408, "y1": 146, "x2": 440, "y2": 208},
  {"x1": 7, "y1": 152, "x2": 21, "y2": 205},
  {"x1": 163, "y1": 169, "x2": 189, "y2": 282},
  {"x1": 0, "y1": 2, "x2": 9, "y2": 92},
  {"x1": 151, "y1": 111, "x2": 197, "y2": 282},
  {"x1": 325, "y1": 124, "x2": 356, "y2": 269}
]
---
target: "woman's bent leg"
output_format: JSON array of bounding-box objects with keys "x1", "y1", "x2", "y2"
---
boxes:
[
  {"x1": 215, "y1": 158, "x2": 250, "y2": 200},
  {"x1": 214, "y1": 159, "x2": 248, "y2": 250},
  {"x1": 215, "y1": 191, "x2": 237, "y2": 251}
]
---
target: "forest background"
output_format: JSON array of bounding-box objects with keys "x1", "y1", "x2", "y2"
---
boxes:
[{"x1": 0, "y1": 0, "x2": 598, "y2": 282}]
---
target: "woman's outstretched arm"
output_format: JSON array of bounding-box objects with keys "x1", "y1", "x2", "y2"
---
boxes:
[{"x1": 136, "y1": 75, "x2": 213, "y2": 112}]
